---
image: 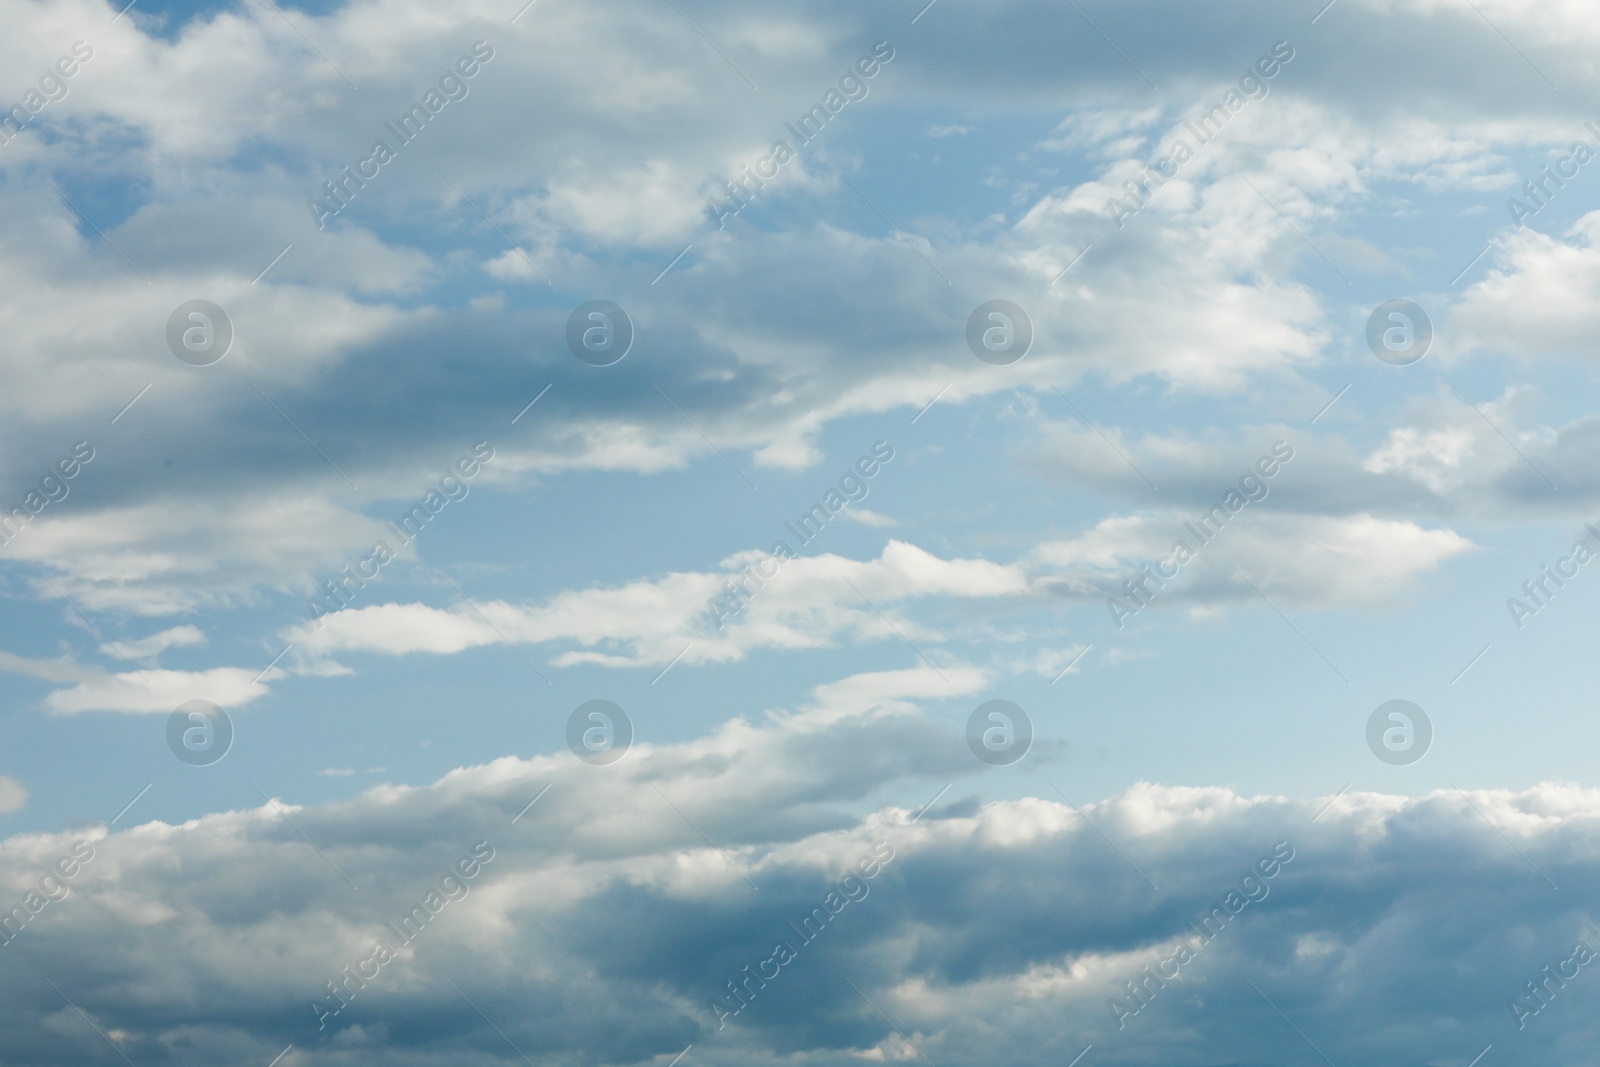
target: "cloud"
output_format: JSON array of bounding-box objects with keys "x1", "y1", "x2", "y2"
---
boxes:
[
  {"x1": 9, "y1": 0, "x2": 1565, "y2": 621},
  {"x1": 1451, "y1": 211, "x2": 1600, "y2": 364},
  {"x1": 1024, "y1": 405, "x2": 1600, "y2": 524},
  {"x1": 6, "y1": 0, "x2": 1596, "y2": 623},
  {"x1": 0, "y1": 6, "x2": 1597, "y2": 1064},
  {"x1": 0, "y1": 505, "x2": 1463, "y2": 716},
  {"x1": 1032, "y1": 512, "x2": 1475, "y2": 615},
  {"x1": 842, "y1": 507, "x2": 896, "y2": 528},
  {"x1": 43, "y1": 665, "x2": 278, "y2": 715},
  {"x1": 0, "y1": 630, "x2": 285, "y2": 715},
  {"x1": 1, "y1": 692, "x2": 1597, "y2": 1066},
  {"x1": 783, "y1": 665, "x2": 988, "y2": 728},
  {"x1": 284, "y1": 540, "x2": 1033, "y2": 672},
  {"x1": 99, "y1": 625, "x2": 206, "y2": 663}
]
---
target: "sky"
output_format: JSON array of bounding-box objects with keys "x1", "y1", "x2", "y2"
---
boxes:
[{"x1": 2, "y1": 0, "x2": 1600, "y2": 1063}]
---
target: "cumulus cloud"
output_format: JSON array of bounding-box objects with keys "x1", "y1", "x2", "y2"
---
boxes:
[
  {"x1": 1, "y1": 697, "x2": 1596, "y2": 1067},
  {"x1": 6, "y1": 0, "x2": 1595, "y2": 617},
  {"x1": 1451, "y1": 211, "x2": 1600, "y2": 364},
  {"x1": 2, "y1": 1, "x2": 1597, "y2": 1061}
]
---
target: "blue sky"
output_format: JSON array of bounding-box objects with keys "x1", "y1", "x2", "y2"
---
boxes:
[{"x1": 3, "y1": 0, "x2": 1600, "y2": 1064}]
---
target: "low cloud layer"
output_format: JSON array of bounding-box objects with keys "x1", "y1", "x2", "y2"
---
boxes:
[{"x1": 1, "y1": 700, "x2": 1596, "y2": 1066}]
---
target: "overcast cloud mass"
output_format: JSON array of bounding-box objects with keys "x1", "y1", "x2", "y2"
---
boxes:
[{"x1": 3, "y1": 0, "x2": 1600, "y2": 1063}]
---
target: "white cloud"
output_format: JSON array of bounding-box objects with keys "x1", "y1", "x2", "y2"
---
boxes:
[
  {"x1": 7, "y1": 492, "x2": 396, "y2": 616},
  {"x1": 284, "y1": 539, "x2": 1033, "y2": 672},
  {"x1": 1451, "y1": 211, "x2": 1600, "y2": 364},
  {"x1": 99, "y1": 625, "x2": 206, "y2": 663},
  {"x1": 843, "y1": 507, "x2": 896, "y2": 528},
  {"x1": 1, "y1": 2, "x2": 1591, "y2": 621},
  {"x1": 1032, "y1": 512, "x2": 1475, "y2": 614},
  {"x1": 0, "y1": 652, "x2": 280, "y2": 714},
  {"x1": 784, "y1": 665, "x2": 987, "y2": 728},
  {"x1": 43, "y1": 665, "x2": 277, "y2": 715}
]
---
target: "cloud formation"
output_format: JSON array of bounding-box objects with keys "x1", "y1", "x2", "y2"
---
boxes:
[{"x1": 1, "y1": 699, "x2": 1596, "y2": 1066}]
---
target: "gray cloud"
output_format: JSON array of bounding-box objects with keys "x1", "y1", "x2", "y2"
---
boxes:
[{"x1": 0, "y1": 701, "x2": 1594, "y2": 1065}]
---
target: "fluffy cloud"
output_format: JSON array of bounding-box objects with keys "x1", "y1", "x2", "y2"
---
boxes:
[
  {"x1": 1451, "y1": 211, "x2": 1600, "y2": 365},
  {"x1": 1, "y1": 696, "x2": 1597, "y2": 1066},
  {"x1": 6, "y1": 0, "x2": 1596, "y2": 618},
  {"x1": 3, "y1": 3, "x2": 1598, "y2": 1061}
]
